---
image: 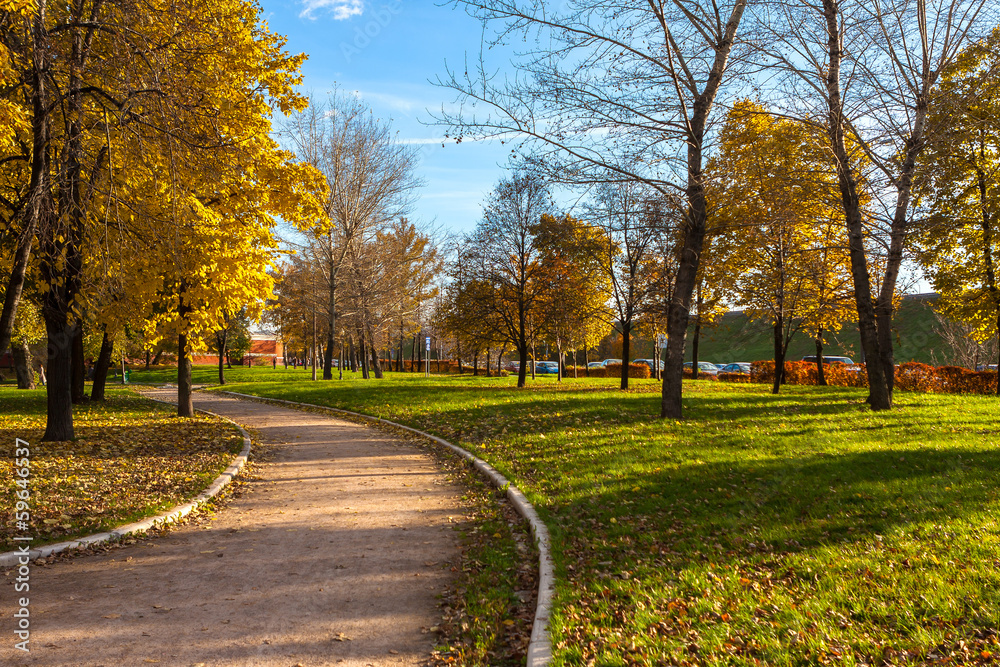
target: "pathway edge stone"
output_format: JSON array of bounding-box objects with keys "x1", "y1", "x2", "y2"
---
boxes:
[
  {"x1": 0, "y1": 399, "x2": 252, "y2": 568},
  {"x1": 216, "y1": 389, "x2": 555, "y2": 667}
]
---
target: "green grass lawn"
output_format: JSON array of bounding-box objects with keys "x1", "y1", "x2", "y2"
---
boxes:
[
  {"x1": 138, "y1": 368, "x2": 1000, "y2": 665},
  {"x1": 0, "y1": 387, "x2": 244, "y2": 551}
]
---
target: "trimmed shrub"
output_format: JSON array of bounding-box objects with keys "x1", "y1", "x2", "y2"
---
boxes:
[
  {"x1": 750, "y1": 360, "x2": 868, "y2": 388},
  {"x1": 682, "y1": 368, "x2": 718, "y2": 380},
  {"x1": 717, "y1": 372, "x2": 750, "y2": 383},
  {"x1": 586, "y1": 363, "x2": 651, "y2": 379},
  {"x1": 747, "y1": 358, "x2": 996, "y2": 395},
  {"x1": 894, "y1": 362, "x2": 939, "y2": 393}
]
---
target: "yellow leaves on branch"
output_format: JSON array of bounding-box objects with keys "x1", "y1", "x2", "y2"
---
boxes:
[
  {"x1": 72, "y1": 0, "x2": 328, "y2": 348},
  {"x1": 0, "y1": 0, "x2": 35, "y2": 14}
]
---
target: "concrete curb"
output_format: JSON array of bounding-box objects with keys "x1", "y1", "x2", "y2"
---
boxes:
[
  {"x1": 216, "y1": 390, "x2": 554, "y2": 667},
  {"x1": 0, "y1": 399, "x2": 252, "y2": 569}
]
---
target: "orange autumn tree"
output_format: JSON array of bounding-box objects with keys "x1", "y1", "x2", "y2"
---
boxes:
[
  {"x1": 532, "y1": 213, "x2": 612, "y2": 381},
  {"x1": 711, "y1": 100, "x2": 850, "y2": 393}
]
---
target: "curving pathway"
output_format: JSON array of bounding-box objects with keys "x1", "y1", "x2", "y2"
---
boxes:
[{"x1": 1, "y1": 390, "x2": 464, "y2": 666}]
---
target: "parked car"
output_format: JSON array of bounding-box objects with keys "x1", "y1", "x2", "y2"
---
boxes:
[
  {"x1": 504, "y1": 360, "x2": 520, "y2": 372},
  {"x1": 633, "y1": 358, "x2": 660, "y2": 373},
  {"x1": 535, "y1": 361, "x2": 560, "y2": 375},
  {"x1": 683, "y1": 361, "x2": 720, "y2": 376},
  {"x1": 587, "y1": 361, "x2": 604, "y2": 369},
  {"x1": 719, "y1": 362, "x2": 751, "y2": 374},
  {"x1": 600, "y1": 358, "x2": 622, "y2": 367},
  {"x1": 801, "y1": 355, "x2": 854, "y2": 365},
  {"x1": 977, "y1": 363, "x2": 999, "y2": 372}
]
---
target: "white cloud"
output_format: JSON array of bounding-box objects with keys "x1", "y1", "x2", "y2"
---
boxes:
[{"x1": 299, "y1": 0, "x2": 364, "y2": 21}]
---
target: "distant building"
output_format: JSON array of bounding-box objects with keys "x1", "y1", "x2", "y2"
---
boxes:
[
  {"x1": 247, "y1": 332, "x2": 284, "y2": 364},
  {"x1": 191, "y1": 330, "x2": 284, "y2": 366}
]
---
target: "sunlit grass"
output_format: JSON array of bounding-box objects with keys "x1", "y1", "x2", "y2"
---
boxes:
[{"x1": 136, "y1": 368, "x2": 1000, "y2": 665}]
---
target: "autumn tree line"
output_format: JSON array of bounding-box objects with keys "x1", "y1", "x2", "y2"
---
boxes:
[
  {"x1": 435, "y1": 0, "x2": 1000, "y2": 414},
  {"x1": 5, "y1": 0, "x2": 1000, "y2": 443}
]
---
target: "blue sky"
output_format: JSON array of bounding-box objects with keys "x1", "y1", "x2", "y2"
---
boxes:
[
  {"x1": 260, "y1": 0, "x2": 513, "y2": 237},
  {"x1": 258, "y1": 0, "x2": 934, "y2": 294}
]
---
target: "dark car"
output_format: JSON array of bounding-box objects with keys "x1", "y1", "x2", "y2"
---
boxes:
[
  {"x1": 633, "y1": 358, "x2": 661, "y2": 373},
  {"x1": 719, "y1": 362, "x2": 751, "y2": 374}
]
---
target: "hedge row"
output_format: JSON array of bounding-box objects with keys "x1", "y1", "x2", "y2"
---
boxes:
[
  {"x1": 736, "y1": 360, "x2": 998, "y2": 395},
  {"x1": 579, "y1": 363, "x2": 652, "y2": 379}
]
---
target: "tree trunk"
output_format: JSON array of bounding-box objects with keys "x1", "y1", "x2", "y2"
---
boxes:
[
  {"x1": 556, "y1": 338, "x2": 563, "y2": 383},
  {"x1": 821, "y1": 0, "x2": 890, "y2": 410},
  {"x1": 659, "y1": 0, "x2": 748, "y2": 418},
  {"x1": 531, "y1": 334, "x2": 536, "y2": 380},
  {"x1": 661, "y1": 215, "x2": 704, "y2": 419},
  {"x1": 874, "y1": 85, "x2": 930, "y2": 404},
  {"x1": 152, "y1": 348, "x2": 163, "y2": 366},
  {"x1": 992, "y1": 319, "x2": 1000, "y2": 394},
  {"x1": 178, "y1": 331, "x2": 194, "y2": 417},
  {"x1": 71, "y1": 325, "x2": 87, "y2": 404},
  {"x1": 359, "y1": 331, "x2": 370, "y2": 379},
  {"x1": 486, "y1": 346, "x2": 492, "y2": 377},
  {"x1": 772, "y1": 319, "x2": 784, "y2": 395},
  {"x1": 145, "y1": 348, "x2": 151, "y2": 370},
  {"x1": 473, "y1": 352, "x2": 479, "y2": 376},
  {"x1": 398, "y1": 325, "x2": 404, "y2": 372},
  {"x1": 12, "y1": 341, "x2": 35, "y2": 390},
  {"x1": 620, "y1": 320, "x2": 631, "y2": 390},
  {"x1": 692, "y1": 320, "x2": 701, "y2": 380},
  {"x1": 498, "y1": 345, "x2": 505, "y2": 376},
  {"x1": 0, "y1": 233, "x2": 34, "y2": 357},
  {"x1": 217, "y1": 329, "x2": 228, "y2": 385},
  {"x1": 177, "y1": 292, "x2": 194, "y2": 418},
  {"x1": 41, "y1": 317, "x2": 75, "y2": 441},
  {"x1": 311, "y1": 309, "x2": 318, "y2": 381},
  {"x1": 517, "y1": 343, "x2": 528, "y2": 387},
  {"x1": 323, "y1": 260, "x2": 336, "y2": 379},
  {"x1": 368, "y1": 327, "x2": 383, "y2": 379},
  {"x1": 90, "y1": 328, "x2": 114, "y2": 400},
  {"x1": 816, "y1": 329, "x2": 827, "y2": 386}
]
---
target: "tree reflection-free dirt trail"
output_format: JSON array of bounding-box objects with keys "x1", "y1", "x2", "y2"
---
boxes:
[{"x1": 1, "y1": 390, "x2": 464, "y2": 666}]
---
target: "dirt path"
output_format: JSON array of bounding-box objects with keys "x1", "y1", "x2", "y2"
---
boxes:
[{"x1": 2, "y1": 390, "x2": 464, "y2": 667}]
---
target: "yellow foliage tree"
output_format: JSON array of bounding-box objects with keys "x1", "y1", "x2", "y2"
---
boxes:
[
  {"x1": 711, "y1": 100, "x2": 851, "y2": 393},
  {"x1": 0, "y1": 0, "x2": 324, "y2": 435}
]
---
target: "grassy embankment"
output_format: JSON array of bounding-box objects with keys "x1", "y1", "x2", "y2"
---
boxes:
[
  {"x1": 683, "y1": 294, "x2": 944, "y2": 366},
  {"x1": 0, "y1": 388, "x2": 244, "y2": 551},
  {"x1": 128, "y1": 366, "x2": 1000, "y2": 666}
]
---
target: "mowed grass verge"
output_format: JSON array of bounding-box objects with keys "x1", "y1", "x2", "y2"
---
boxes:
[
  {"x1": 140, "y1": 368, "x2": 1000, "y2": 666},
  {"x1": 0, "y1": 387, "x2": 244, "y2": 552}
]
